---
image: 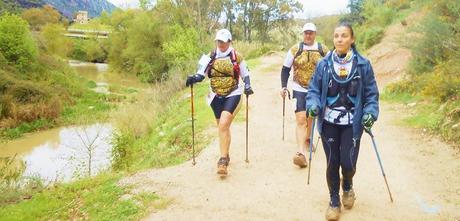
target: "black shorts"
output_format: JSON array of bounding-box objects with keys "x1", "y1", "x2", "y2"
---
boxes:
[
  {"x1": 210, "y1": 95, "x2": 241, "y2": 119},
  {"x1": 292, "y1": 90, "x2": 308, "y2": 113}
]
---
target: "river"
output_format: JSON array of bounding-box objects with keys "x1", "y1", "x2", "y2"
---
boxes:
[{"x1": 0, "y1": 61, "x2": 142, "y2": 183}]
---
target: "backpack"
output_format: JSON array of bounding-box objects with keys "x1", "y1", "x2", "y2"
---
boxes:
[
  {"x1": 294, "y1": 42, "x2": 326, "y2": 59},
  {"x1": 205, "y1": 49, "x2": 240, "y2": 81}
]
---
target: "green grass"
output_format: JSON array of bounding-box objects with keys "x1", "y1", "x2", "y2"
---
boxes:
[
  {"x1": 381, "y1": 91, "x2": 439, "y2": 128},
  {"x1": 1, "y1": 119, "x2": 56, "y2": 139},
  {"x1": 381, "y1": 90, "x2": 459, "y2": 148},
  {"x1": 60, "y1": 91, "x2": 116, "y2": 125},
  {"x1": 0, "y1": 173, "x2": 161, "y2": 221},
  {"x1": 380, "y1": 90, "x2": 421, "y2": 104},
  {"x1": 245, "y1": 57, "x2": 262, "y2": 71}
]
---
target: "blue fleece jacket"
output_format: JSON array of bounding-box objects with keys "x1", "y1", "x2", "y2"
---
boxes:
[{"x1": 306, "y1": 49, "x2": 379, "y2": 140}]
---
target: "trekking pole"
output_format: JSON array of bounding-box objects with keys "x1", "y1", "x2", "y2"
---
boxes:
[
  {"x1": 245, "y1": 94, "x2": 249, "y2": 163},
  {"x1": 366, "y1": 129, "x2": 393, "y2": 202},
  {"x1": 190, "y1": 84, "x2": 196, "y2": 165},
  {"x1": 314, "y1": 136, "x2": 320, "y2": 153},
  {"x1": 282, "y1": 95, "x2": 285, "y2": 141},
  {"x1": 307, "y1": 117, "x2": 316, "y2": 185},
  {"x1": 282, "y1": 90, "x2": 291, "y2": 141}
]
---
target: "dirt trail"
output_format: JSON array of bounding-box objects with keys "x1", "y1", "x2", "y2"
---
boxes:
[{"x1": 120, "y1": 19, "x2": 460, "y2": 221}]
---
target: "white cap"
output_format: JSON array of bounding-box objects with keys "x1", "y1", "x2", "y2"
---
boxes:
[
  {"x1": 302, "y1": 22, "x2": 317, "y2": 32},
  {"x1": 215, "y1": 29, "x2": 232, "y2": 42}
]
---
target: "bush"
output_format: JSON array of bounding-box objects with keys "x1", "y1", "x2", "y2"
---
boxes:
[
  {"x1": 21, "y1": 5, "x2": 62, "y2": 31},
  {"x1": 69, "y1": 38, "x2": 107, "y2": 63},
  {"x1": 361, "y1": 26, "x2": 384, "y2": 49},
  {"x1": 41, "y1": 23, "x2": 73, "y2": 58},
  {"x1": 407, "y1": 11, "x2": 453, "y2": 75},
  {"x1": 0, "y1": 14, "x2": 38, "y2": 70},
  {"x1": 163, "y1": 24, "x2": 201, "y2": 70},
  {"x1": 420, "y1": 60, "x2": 460, "y2": 102}
]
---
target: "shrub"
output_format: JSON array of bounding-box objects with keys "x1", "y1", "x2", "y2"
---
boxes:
[
  {"x1": 362, "y1": 26, "x2": 384, "y2": 49},
  {"x1": 163, "y1": 24, "x2": 201, "y2": 70},
  {"x1": 41, "y1": 23, "x2": 73, "y2": 58},
  {"x1": 0, "y1": 14, "x2": 38, "y2": 70}
]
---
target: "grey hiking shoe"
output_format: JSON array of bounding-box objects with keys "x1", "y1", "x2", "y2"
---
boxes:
[
  {"x1": 342, "y1": 189, "x2": 356, "y2": 209},
  {"x1": 293, "y1": 152, "x2": 308, "y2": 168},
  {"x1": 325, "y1": 204, "x2": 341, "y2": 221}
]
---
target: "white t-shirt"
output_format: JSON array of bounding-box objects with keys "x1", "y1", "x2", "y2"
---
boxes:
[
  {"x1": 196, "y1": 47, "x2": 250, "y2": 102},
  {"x1": 283, "y1": 42, "x2": 320, "y2": 93}
]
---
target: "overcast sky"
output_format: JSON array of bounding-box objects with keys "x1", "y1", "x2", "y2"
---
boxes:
[{"x1": 107, "y1": 0, "x2": 349, "y2": 18}]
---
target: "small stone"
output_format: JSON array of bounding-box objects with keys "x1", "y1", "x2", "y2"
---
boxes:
[{"x1": 407, "y1": 102, "x2": 417, "y2": 107}]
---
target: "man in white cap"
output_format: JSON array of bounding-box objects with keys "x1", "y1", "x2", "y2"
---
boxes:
[
  {"x1": 279, "y1": 22, "x2": 329, "y2": 168},
  {"x1": 186, "y1": 28, "x2": 253, "y2": 177}
]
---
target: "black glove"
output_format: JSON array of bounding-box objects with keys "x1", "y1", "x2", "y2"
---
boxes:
[
  {"x1": 307, "y1": 106, "x2": 319, "y2": 118},
  {"x1": 185, "y1": 74, "x2": 204, "y2": 87},
  {"x1": 362, "y1": 113, "x2": 375, "y2": 132},
  {"x1": 244, "y1": 84, "x2": 254, "y2": 95},
  {"x1": 243, "y1": 76, "x2": 254, "y2": 95}
]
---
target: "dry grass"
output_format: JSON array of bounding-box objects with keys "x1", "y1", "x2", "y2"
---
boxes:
[{"x1": 112, "y1": 74, "x2": 183, "y2": 138}]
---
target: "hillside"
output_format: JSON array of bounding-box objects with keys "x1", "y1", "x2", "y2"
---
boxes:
[{"x1": 3, "y1": 0, "x2": 117, "y2": 19}]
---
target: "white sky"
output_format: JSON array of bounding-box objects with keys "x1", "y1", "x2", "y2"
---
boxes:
[{"x1": 108, "y1": 0, "x2": 349, "y2": 18}]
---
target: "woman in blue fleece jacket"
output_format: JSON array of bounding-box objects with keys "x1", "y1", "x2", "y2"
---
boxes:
[{"x1": 306, "y1": 23, "x2": 379, "y2": 221}]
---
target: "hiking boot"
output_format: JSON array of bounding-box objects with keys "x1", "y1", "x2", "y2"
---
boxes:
[
  {"x1": 293, "y1": 152, "x2": 308, "y2": 168},
  {"x1": 217, "y1": 157, "x2": 229, "y2": 176},
  {"x1": 325, "y1": 204, "x2": 341, "y2": 221},
  {"x1": 342, "y1": 189, "x2": 356, "y2": 209}
]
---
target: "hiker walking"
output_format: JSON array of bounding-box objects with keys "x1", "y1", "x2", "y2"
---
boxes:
[
  {"x1": 280, "y1": 22, "x2": 329, "y2": 168},
  {"x1": 185, "y1": 29, "x2": 254, "y2": 176},
  {"x1": 306, "y1": 23, "x2": 379, "y2": 220}
]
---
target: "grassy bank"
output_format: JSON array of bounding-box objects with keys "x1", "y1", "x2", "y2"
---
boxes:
[
  {"x1": 0, "y1": 78, "x2": 216, "y2": 219},
  {"x1": 381, "y1": 90, "x2": 460, "y2": 148},
  {"x1": 0, "y1": 173, "x2": 161, "y2": 221},
  {"x1": 112, "y1": 80, "x2": 215, "y2": 171}
]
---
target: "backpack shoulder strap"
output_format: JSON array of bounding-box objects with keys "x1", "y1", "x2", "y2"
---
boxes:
[
  {"x1": 318, "y1": 42, "x2": 325, "y2": 57},
  {"x1": 294, "y1": 42, "x2": 303, "y2": 59},
  {"x1": 230, "y1": 49, "x2": 240, "y2": 80},
  {"x1": 230, "y1": 49, "x2": 237, "y2": 63},
  {"x1": 206, "y1": 49, "x2": 217, "y2": 77}
]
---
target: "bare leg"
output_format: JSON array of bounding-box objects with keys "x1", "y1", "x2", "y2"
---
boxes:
[
  {"x1": 218, "y1": 111, "x2": 235, "y2": 158},
  {"x1": 295, "y1": 111, "x2": 310, "y2": 154}
]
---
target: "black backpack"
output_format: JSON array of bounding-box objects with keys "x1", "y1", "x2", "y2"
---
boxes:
[{"x1": 294, "y1": 42, "x2": 326, "y2": 59}]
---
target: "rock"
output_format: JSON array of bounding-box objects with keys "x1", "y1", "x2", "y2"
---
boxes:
[{"x1": 407, "y1": 102, "x2": 417, "y2": 107}]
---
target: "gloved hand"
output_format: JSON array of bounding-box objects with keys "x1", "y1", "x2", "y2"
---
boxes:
[
  {"x1": 244, "y1": 84, "x2": 254, "y2": 95},
  {"x1": 307, "y1": 106, "x2": 319, "y2": 118},
  {"x1": 362, "y1": 113, "x2": 375, "y2": 132},
  {"x1": 243, "y1": 76, "x2": 254, "y2": 96},
  {"x1": 185, "y1": 74, "x2": 204, "y2": 87}
]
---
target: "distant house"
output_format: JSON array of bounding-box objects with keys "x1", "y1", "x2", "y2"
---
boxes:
[{"x1": 74, "y1": 11, "x2": 89, "y2": 24}]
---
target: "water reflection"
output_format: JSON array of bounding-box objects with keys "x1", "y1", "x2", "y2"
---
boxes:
[
  {"x1": 0, "y1": 124, "x2": 113, "y2": 183},
  {"x1": 69, "y1": 60, "x2": 146, "y2": 89}
]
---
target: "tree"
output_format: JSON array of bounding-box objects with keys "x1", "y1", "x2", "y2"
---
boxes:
[
  {"x1": 21, "y1": 5, "x2": 63, "y2": 31},
  {"x1": 139, "y1": 0, "x2": 152, "y2": 10},
  {"x1": 41, "y1": 23, "x2": 72, "y2": 58},
  {"x1": 0, "y1": 14, "x2": 38, "y2": 70},
  {"x1": 253, "y1": 0, "x2": 302, "y2": 42},
  {"x1": 341, "y1": 0, "x2": 365, "y2": 24}
]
